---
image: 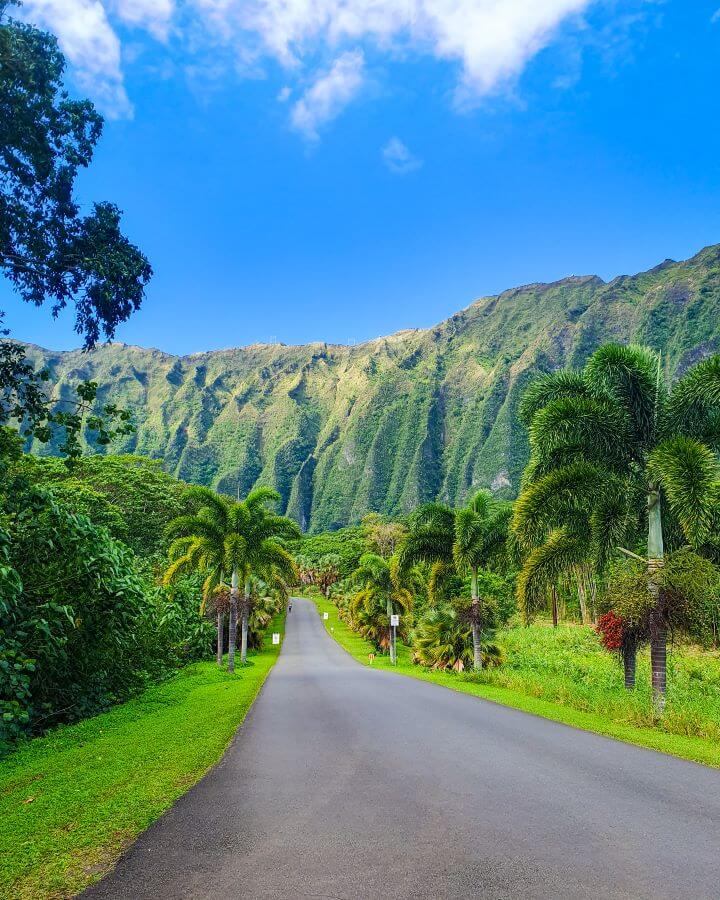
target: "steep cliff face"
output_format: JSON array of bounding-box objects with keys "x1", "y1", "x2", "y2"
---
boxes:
[{"x1": 21, "y1": 244, "x2": 720, "y2": 531}]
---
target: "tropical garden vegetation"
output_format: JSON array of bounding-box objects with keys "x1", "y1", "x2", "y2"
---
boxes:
[{"x1": 299, "y1": 343, "x2": 720, "y2": 744}]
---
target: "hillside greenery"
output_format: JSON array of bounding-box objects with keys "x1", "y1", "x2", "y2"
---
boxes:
[{"x1": 21, "y1": 245, "x2": 720, "y2": 531}]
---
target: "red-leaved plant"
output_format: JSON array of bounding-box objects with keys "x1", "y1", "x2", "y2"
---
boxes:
[{"x1": 596, "y1": 610, "x2": 625, "y2": 653}]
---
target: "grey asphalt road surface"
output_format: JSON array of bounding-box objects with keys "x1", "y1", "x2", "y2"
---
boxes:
[{"x1": 85, "y1": 596, "x2": 720, "y2": 900}]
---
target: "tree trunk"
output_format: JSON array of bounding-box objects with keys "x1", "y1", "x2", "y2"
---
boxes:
[
  {"x1": 386, "y1": 598, "x2": 396, "y2": 665},
  {"x1": 622, "y1": 638, "x2": 636, "y2": 690},
  {"x1": 650, "y1": 607, "x2": 667, "y2": 708},
  {"x1": 647, "y1": 486, "x2": 666, "y2": 712},
  {"x1": 216, "y1": 611, "x2": 223, "y2": 666},
  {"x1": 240, "y1": 579, "x2": 250, "y2": 664},
  {"x1": 588, "y1": 571, "x2": 597, "y2": 624},
  {"x1": 471, "y1": 568, "x2": 483, "y2": 671},
  {"x1": 576, "y1": 568, "x2": 590, "y2": 625},
  {"x1": 551, "y1": 587, "x2": 559, "y2": 628},
  {"x1": 228, "y1": 569, "x2": 239, "y2": 674}
]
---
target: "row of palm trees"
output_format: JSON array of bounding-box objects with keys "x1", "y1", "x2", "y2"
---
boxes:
[{"x1": 163, "y1": 486, "x2": 299, "y2": 672}]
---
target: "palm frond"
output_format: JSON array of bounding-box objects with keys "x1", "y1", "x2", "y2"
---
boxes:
[
  {"x1": 648, "y1": 436, "x2": 720, "y2": 546},
  {"x1": 663, "y1": 354, "x2": 720, "y2": 449},
  {"x1": 518, "y1": 370, "x2": 592, "y2": 427},
  {"x1": 529, "y1": 396, "x2": 634, "y2": 473},
  {"x1": 516, "y1": 527, "x2": 585, "y2": 621},
  {"x1": 584, "y1": 343, "x2": 662, "y2": 448}
]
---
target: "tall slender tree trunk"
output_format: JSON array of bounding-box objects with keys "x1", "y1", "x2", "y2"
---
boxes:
[
  {"x1": 228, "y1": 569, "x2": 239, "y2": 673},
  {"x1": 588, "y1": 571, "x2": 597, "y2": 624},
  {"x1": 216, "y1": 611, "x2": 223, "y2": 666},
  {"x1": 471, "y1": 567, "x2": 483, "y2": 671},
  {"x1": 575, "y1": 568, "x2": 590, "y2": 625},
  {"x1": 240, "y1": 579, "x2": 250, "y2": 664},
  {"x1": 622, "y1": 638, "x2": 637, "y2": 690},
  {"x1": 386, "y1": 598, "x2": 396, "y2": 665},
  {"x1": 647, "y1": 486, "x2": 666, "y2": 712},
  {"x1": 551, "y1": 587, "x2": 559, "y2": 628}
]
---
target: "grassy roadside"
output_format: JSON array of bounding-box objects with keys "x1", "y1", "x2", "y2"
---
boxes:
[
  {"x1": 308, "y1": 594, "x2": 720, "y2": 769},
  {"x1": 0, "y1": 617, "x2": 285, "y2": 900}
]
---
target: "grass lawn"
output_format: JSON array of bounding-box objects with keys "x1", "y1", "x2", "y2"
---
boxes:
[
  {"x1": 308, "y1": 594, "x2": 720, "y2": 769},
  {"x1": 0, "y1": 618, "x2": 285, "y2": 899}
]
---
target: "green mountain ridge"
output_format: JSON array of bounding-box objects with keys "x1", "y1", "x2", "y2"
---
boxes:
[{"x1": 21, "y1": 243, "x2": 720, "y2": 531}]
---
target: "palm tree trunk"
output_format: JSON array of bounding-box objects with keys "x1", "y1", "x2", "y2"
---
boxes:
[
  {"x1": 471, "y1": 567, "x2": 483, "y2": 671},
  {"x1": 216, "y1": 611, "x2": 223, "y2": 666},
  {"x1": 551, "y1": 587, "x2": 558, "y2": 628},
  {"x1": 622, "y1": 638, "x2": 636, "y2": 690},
  {"x1": 386, "y1": 598, "x2": 396, "y2": 665},
  {"x1": 647, "y1": 486, "x2": 666, "y2": 712},
  {"x1": 228, "y1": 569, "x2": 239, "y2": 673},
  {"x1": 240, "y1": 579, "x2": 250, "y2": 664}
]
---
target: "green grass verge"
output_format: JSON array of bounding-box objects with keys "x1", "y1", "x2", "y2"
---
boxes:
[
  {"x1": 0, "y1": 618, "x2": 285, "y2": 900},
  {"x1": 308, "y1": 594, "x2": 720, "y2": 769}
]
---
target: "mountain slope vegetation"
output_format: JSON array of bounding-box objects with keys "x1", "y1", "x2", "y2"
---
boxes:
[{"x1": 22, "y1": 244, "x2": 720, "y2": 531}]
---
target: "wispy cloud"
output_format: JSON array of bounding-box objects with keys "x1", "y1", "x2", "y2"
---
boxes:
[
  {"x1": 20, "y1": 0, "x2": 132, "y2": 117},
  {"x1": 290, "y1": 50, "x2": 365, "y2": 141},
  {"x1": 19, "y1": 0, "x2": 628, "y2": 128},
  {"x1": 382, "y1": 138, "x2": 423, "y2": 175},
  {"x1": 712, "y1": 7, "x2": 720, "y2": 23}
]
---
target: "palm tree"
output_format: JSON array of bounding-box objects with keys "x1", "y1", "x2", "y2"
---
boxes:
[
  {"x1": 399, "y1": 494, "x2": 511, "y2": 670},
  {"x1": 351, "y1": 553, "x2": 412, "y2": 663},
  {"x1": 413, "y1": 605, "x2": 503, "y2": 671},
  {"x1": 518, "y1": 344, "x2": 720, "y2": 706},
  {"x1": 165, "y1": 486, "x2": 298, "y2": 672}
]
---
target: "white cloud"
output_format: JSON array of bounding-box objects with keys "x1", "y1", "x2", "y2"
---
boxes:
[
  {"x1": 20, "y1": 0, "x2": 131, "y2": 117},
  {"x1": 18, "y1": 0, "x2": 611, "y2": 127},
  {"x1": 231, "y1": 0, "x2": 596, "y2": 104},
  {"x1": 290, "y1": 50, "x2": 365, "y2": 140},
  {"x1": 277, "y1": 85, "x2": 292, "y2": 103},
  {"x1": 111, "y1": 0, "x2": 175, "y2": 41},
  {"x1": 382, "y1": 137, "x2": 423, "y2": 175}
]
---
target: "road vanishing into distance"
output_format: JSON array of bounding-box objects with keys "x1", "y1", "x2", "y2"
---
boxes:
[{"x1": 86, "y1": 597, "x2": 720, "y2": 900}]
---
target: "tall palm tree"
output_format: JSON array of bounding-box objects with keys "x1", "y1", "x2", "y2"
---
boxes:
[
  {"x1": 351, "y1": 553, "x2": 412, "y2": 663},
  {"x1": 518, "y1": 344, "x2": 720, "y2": 706},
  {"x1": 399, "y1": 493, "x2": 511, "y2": 670},
  {"x1": 164, "y1": 486, "x2": 298, "y2": 672}
]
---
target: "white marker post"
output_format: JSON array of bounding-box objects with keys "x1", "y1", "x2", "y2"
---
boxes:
[
  {"x1": 272, "y1": 633, "x2": 280, "y2": 645},
  {"x1": 323, "y1": 612, "x2": 329, "y2": 621},
  {"x1": 390, "y1": 614, "x2": 399, "y2": 665}
]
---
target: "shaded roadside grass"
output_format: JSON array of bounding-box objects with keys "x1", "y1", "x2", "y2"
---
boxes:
[
  {"x1": 0, "y1": 619, "x2": 284, "y2": 899},
  {"x1": 308, "y1": 595, "x2": 720, "y2": 769}
]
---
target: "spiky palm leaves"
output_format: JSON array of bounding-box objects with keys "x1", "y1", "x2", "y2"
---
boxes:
[
  {"x1": 412, "y1": 605, "x2": 503, "y2": 672},
  {"x1": 350, "y1": 553, "x2": 412, "y2": 661},
  {"x1": 164, "y1": 486, "x2": 299, "y2": 672},
  {"x1": 399, "y1": 493, "x2": 511, "y2": 670},
  {"x1": 516, "y1": 343, "x2": 720, "y2": 703}
]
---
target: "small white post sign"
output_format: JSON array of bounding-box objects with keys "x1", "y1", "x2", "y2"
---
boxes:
[
  {"x1": 323, "y1": 612, "x2": 329, "y2": 620},
  {"x1": 390, "y1": 614, "x2": 400, "y2": 627},
  {"x1": 272, "y1": 633, "x2": 280, "y2": 645}
]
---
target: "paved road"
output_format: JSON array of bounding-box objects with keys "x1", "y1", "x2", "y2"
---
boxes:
[{"x1": 86, "y1": 597, "x2": 720, "y2": 899}]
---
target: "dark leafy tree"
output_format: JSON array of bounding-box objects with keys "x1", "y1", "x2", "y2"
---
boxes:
[{"x1": 0, "y1": 1, "x2": 150, "y2": 452}]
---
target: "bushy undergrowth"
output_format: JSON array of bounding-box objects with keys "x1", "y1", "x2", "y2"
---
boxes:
[
  {"x1": 461, "y1": 624, "x2": 720, "y2": 741},
  {"x1": 0, "y1": 439, "x2": 215, "y2": 751}
]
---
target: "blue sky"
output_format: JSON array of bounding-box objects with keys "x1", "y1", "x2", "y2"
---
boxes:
[{"x1": 4, "y1": 0, "x2": 720, "y2": 355}]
